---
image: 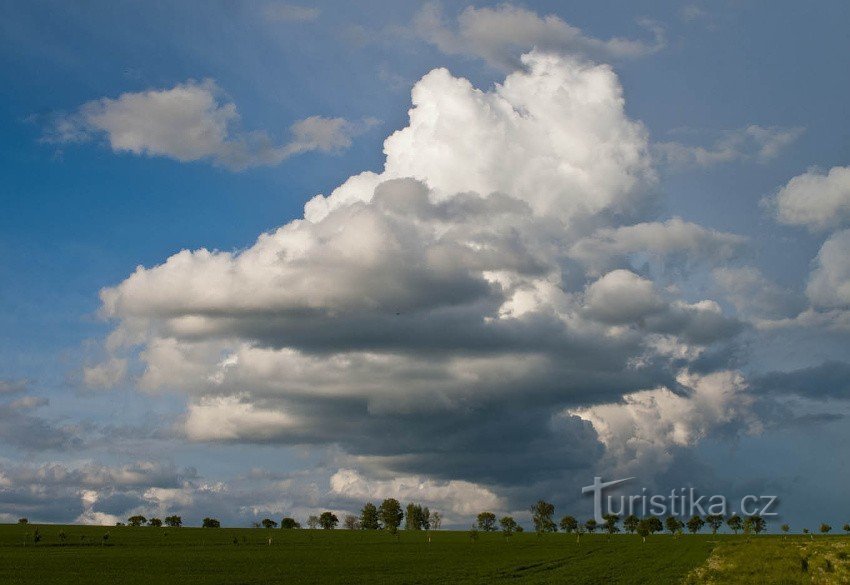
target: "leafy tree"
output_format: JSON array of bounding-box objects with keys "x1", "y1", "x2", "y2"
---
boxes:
[
  {"x1": 379, "y1": 498, "x2": 404, "y2": 533},
  {"x1": 647, "y1": 516, "x2": 663, "y2": 534},
  {"x1": 319, "y1": 512, "x2": 339, "y2": 530},
  {"x1": 477, "y1": 512, "x2": 497, "y2": 532},
  {"x1": 820, "y1": 523, "x2": 832, "y2": 534},
  {"x1": 261, "y1": 518, "x2": 278, "y2": 529},
  {"x1": 128, "y1": 515, "x2": 147, "y2": 527},
  {"x1": 202, "y1": 517, "x2": 220, "y2": 528},
  {"x1": 781, "y1": 524, "x2": 790, "y2": 538},
  {"x1": 360, "y1": 503, "x2": 380, "y2": 530},
  {"x1": 406, "y1": 503, "x2": 429, "y2": 530},
  {"x1": 280, "y1": 517, "x2": 300, "y2": 529},
  {"x1": 559, "y1": 515, "x2": 578, "y2": 533},
  {"x1": 430, "y1": 511, "x2": 442, "y2": 530},
  {"x1": 500, "y1": 516, "x2": 517, "y2": 537},
  {"x1": 343, "y1": 515, "x2": 360, "y2": 530},
  {"x1": 530, "y1": 500, "x2": 556, "y2": 534},
  {"x1": 602, "y1": 514, "x2": 620, "y2": 536},
  {"x1": 748, "y1": 515, "x2": 766, "y2": 535},
  {"x1": 165, "y1": 515, "x2": 182, "y2": 528},
  {"x1": 705, "y1": 514, "x2": 724, "y2": 535},
  {"x1": 686, "y1": 515, "x2": 705, "y2": 534},
  {"x1": 843, "y1": 523, "x2": 850, "y2": 534},
  {"x1": 584, "y1": 519, "x2": 597, "y2": 533},
  {"x1": 307, "y1": 515, "x2": 320, "y2": 530},
  {"x1": 665, "y1": 516, "x2": 683, "y2": 536},
  {"x1": 148, "y1": 518, "x2": 162, "y2": 527},
  {"x1": 17, "y1": 518, "x2": 28, "y2": 525},
  {"x1": 726, "y1": 514, "x2": 743, "y2": 535},
  {"x1": 623, "y1": 514, "x2": 639, "y2": 534},
  {"x1": 636, "y1": 519, "x2": 652, "y2": 543}
]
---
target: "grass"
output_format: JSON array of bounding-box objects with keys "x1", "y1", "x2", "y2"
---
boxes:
[
  {"x1": 684, "y1": 534, "x2": 850, "y2": 584},
  {"x1": 1, "y1": 524, "x2": 714, "y2": 584}
]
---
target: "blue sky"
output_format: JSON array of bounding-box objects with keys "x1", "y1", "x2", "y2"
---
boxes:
[{"x1": 1, "y1": 0, "x2": 850, "y2": 530}]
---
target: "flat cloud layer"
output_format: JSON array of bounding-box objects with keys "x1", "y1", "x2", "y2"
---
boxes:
[{"x1": 94, "y1": 51, "x2": 753, "y2": 503}]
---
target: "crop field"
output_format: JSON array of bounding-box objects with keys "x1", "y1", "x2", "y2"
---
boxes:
[{"x1": 1, "y1": 525, "x2": 848, "y2": 584}]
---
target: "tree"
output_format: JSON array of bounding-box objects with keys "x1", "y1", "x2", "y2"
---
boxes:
[
  {"x1": 500, "y1": 516, "x2": 518, "y2": 537},
  {"x1": 726, "y1": 514, "x2": 743, "y2": 535},
  {"x1": 202, "y1": 518, "x2": 220, "y2": 528},
  {"x1": 261, "y1": 518, "x2": 278, "y2": 529},
  {"x1": 559, "y1": 515, "x2": 578, "y2": 533},
  {"x1": 406, "y1": 503, "x2": 429, "y2": 530},
  {"x1": 584, "y1": 519, "x2": 597, "y2": 533},
  {"x1": 430, "y1": 511, "x2": 442, "y2": 530},
  {"x1": 319, "y1": 512, "x2": 339, "y2": 530},
  {"x1": 477, "y1": 512, "x2": 497, "y2": 532},
  {"x1": 665, "y1": 516, "x2": 683, "y2": 536},
  {"x1": 530, "y1": 500, "x2": 556, "y2": 534},
  {"x1": 686, "y1": 515, "x2": 705, "y2": 534},
  {"x1": 343, "y1": 515, "x2": 360, "y2": 530},
  {"x1": 602, "y1": 514, "x2": 620, "y2": 536},
  {"x1": 128, "y1": 515, "x2": 147, "y2": 527},
  {"x1": 820, "y1": 523, "x2": 832, "y2": 534},
  {"x1": 705, "y1": 514, "x2": 724, "y2": 535},
  {"x1": 843, "y1": 523, "x2": 850, "y2": 534},
  {"x1": 307, "y1": 516, "x2": 320, "y2": 530},
  {"x1": 360, "y1": 503, "x2": 380, "y2": 530},
  {"x1": 636, "y1": 519, "x2": 652, "y2": 543},
  {"x1": 647, "y1": 517, "x2": 663, "y2": 534},
  {"x1": 148, "y1": 518, "x2": 162, "y2": 527},
  {"x1": 748, "y1": 515, "x2": 766, "y2": 535},
  {"x1": 379, "y1": 498, "x2": 404, "y2": 533},
  {"x1": 280, "y1": 517, "x2": 300, "y2": 529},
  {"x1": 623, "y1": 514, "x2": 639, "y2": 534},
  {"x1": 165, "y1": 515, "x2": 182, "y2": 528},
  {"x1": 781, "y1": 524, "x2": 790, "y2": 539},
  {"x1": 17, "y1": 518, "x2": 28, "y2": 525}
]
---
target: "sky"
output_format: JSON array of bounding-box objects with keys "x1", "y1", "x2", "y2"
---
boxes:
[{"x1": 1, "y1": 0, "x2": 850, "y2": 530}]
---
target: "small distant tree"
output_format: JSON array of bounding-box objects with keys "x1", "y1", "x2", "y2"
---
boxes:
[
  {"x1": 343, "y1": 515, "x2": 360, "y2": 530},
  {"x1": 530, "y1": 500, "x2": 556, "y2": 534},
  {"x1": 705, "y1": 514, "x2": 724, "y2": 535},
  {"x1": 319, "y1": 512, "x2": 338, "y2": 530},
  {"x1": 128, "y1": 515, "x2": 146, "y2": 527},
  {"x1": 602, "y1": 514, "x2": 620, "y2": 536},
  {"x1": 665, "y1": 516, "x2": 682, "y2": 536},
  {"x1": 378, "y1": 499, "x2": 404, "y2": 533},
  {"x1": 843, "y1": 523, "x2": 850, "y2": 534},
  {"x1": 406, "y1": 504, "x2": 429, "y2": 530},
  {"x1": 148, "y1": 518, "x2": 162, "y2": 527},
  {"x1": 820, "y1": 523, "x2": 832, "y2": 535},
  {"x1": 360, "y1": 503, "x2": 380, "y2": 530},
  {"x1": 307, "y1": 516, "x2": 320, "y2": 530},
  {"x1": 559, "y1": 515, "x2": 578, "y2": 533},
  {"x1": 636, "y1": 519, "x2": 652, "y2": 543},
  {"x1": 202, "y1": 518, "x2": 220, "y2": 528},
  {"x1": 647, "y1": 517, "x2": 663, "y2": 534},
  {"x1": 748, "y1": 515, "x2": 766, "y2": 535},
  {"x1": 280, "y1": 517, "x2": 300, "y2": 529},
  {"x1": 165, "y1": 515, "x2": 182, "y2": 528},
  {"x1": 726, "y1": 514, "x2": 743, "y2": 535},
  {"x1": 430, "y1": 511, "x2": 442, "y2": 530},
  {"x1": 623, "y1": 514, "x2": 639, "y2": 534},
  {"x1": 781, "y1": 524, "x2": 790, "y2": 539},
  {"x1": 477, "y1": 512, "x2": 497, "y2": 532},
  {"x1": 500, "y1": 516, "x2": 518, "y2": 537},
  {"x1": 584, "y1": 519, "x2": 597, "y2": 533},
  {"x1": 261, "y1": 518, "x2": 278, "y2": 529},
  {"x1": 686, "y1": 515, "x2": 705, "y2": 534},
  {"x1": 17, "y1": 518, "x2": 28, "y2": 525}
]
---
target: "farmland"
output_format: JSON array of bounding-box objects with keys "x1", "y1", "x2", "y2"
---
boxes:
[{"x1": 2, "y1": 524, "x2": 848, "y2": 584}]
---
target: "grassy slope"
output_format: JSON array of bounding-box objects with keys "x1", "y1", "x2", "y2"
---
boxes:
[
  {"x1": 0, "y1": 524, "x2": 714, "y2": 585},
  {"x1": 684, "y1": 535, "x2": 850, "y2": 585}
]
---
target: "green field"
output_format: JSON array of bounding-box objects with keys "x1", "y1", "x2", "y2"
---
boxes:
[{"x1": 1, "y1": 524, "x2": 848, "y2": 584}]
